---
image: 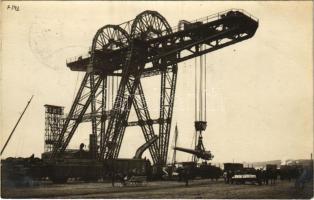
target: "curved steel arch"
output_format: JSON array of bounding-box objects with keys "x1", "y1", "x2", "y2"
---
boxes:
[
  {"x1": 53, "y1": 9, "x2": 258, "y2": 166},
  {"x1": 54, "y1": 10, "x2": 177, "y2": 166},
  {"x1": 90, "y1": 25, "x2": 130, "y2": 158},
  {"x1": 130, "y1": 10, "x2": 173, "y2": 39},
  {"x1": 130, "y1": 10, "x2": 178, "y2": 165},
  {"x1": 92, "y1": 24, "x2": 159, "y2": 163},
  {"x1": 51, "y1": 25, "x2": 130, "y2": 159},
  {"x1": 102, "y1": 11, "x2": 175, "y2": 161},
  {"x1": 91, "y1": 25, "x2": 130, "y2": 54}
]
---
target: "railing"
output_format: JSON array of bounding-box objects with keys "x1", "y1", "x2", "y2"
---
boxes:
[
  {"x1": 66, "y1": 52, "x2": 91, "y2": 64},
  {"x1": 64, "y1": 110, "x2": 113, "y2": 121},
  {"x1": 171, "y1": 8, "x2": 259, "y2": 33},
  {"x1": 66, "y1": 9, "x2": 258, "y2": 64}
]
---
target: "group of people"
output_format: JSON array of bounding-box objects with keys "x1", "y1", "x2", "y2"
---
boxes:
[
  {"x1": 255, "y1": 168, "x2": 278, "y2": 185},
  {"x1": 109, "y1": 164, "x2": 312, "y2": 189},
  {"x1": 223, "y1": 168, "x2": 278, "y2": 185},
  {"x1": 223, "y1": 166, "x2": 313, "y2": 189},
  {"x1": 294, "y1": 167, "x2": 312, "y2": 190}
]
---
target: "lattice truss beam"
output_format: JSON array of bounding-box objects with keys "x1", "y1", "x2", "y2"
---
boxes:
[{"x1": 50, "y1": 9, "x2": 258, "y2": 165}]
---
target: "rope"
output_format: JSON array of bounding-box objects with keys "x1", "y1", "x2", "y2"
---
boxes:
[
  {"x1": 200, "y1": 45, "x2": 203, "y2": 121},
  {"x1": 112, "y1": 76, "x2": 114, "y2": 108},
  {"x1": 205, "y1": 52, "x2": 207, "y2": 121},
  {"x1": 195, "y1": 58, "x2": 197, "y2": 121},
  {"x1": 72, "y1": 72, "x2": 80, "y2": 103},
  {"x1": 107, "y1": 77, "x2": 110, "y2": 109},
  {"x1": 193, "y1": 44, "x2": 209, "y2": 161},
  {"x1": 117, "y1": 76, "x2": 119, "y2": 94},
  {"x1": 190, "y1": 130, "x2": 196, "y2": 161},
  {"x1": 115, "y1": 75, "x2": 118, "y2": 109}
]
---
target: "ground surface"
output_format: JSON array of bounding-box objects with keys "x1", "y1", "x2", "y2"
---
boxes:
[{"x1": 1, "y1": 179, "x2": 313, "y2": 199}]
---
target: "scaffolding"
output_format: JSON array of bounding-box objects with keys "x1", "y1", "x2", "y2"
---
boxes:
[{"x1": 44, "y1": 105, "x2": 64, "y2": 152}]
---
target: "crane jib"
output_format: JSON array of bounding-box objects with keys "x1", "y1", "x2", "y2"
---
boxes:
[
  {"x1": 49, "y1": 9, "x2": 258, "y2": 163},
  {"x1": 67, "y1": 11, "x2": 258, "y2": 74}
]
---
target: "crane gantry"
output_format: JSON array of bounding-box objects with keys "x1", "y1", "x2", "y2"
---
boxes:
[{"x1": 49, "y1": 9, "x2": 258, "y2": 168}]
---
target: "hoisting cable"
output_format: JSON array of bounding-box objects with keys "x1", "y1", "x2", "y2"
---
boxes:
[
  {"x1": 200, "y1": 45, "x2": 203, "y2": 121},
  {"x1": 112, "y1": 76, "x2": 114, "y2": 108},
  {"x1": 194, "y1": 59, "x2": 197, "y2": 122},
  {"x1": 72, "y1": 72, "x2": 80, "y2": 103},
  {"x1": 107, "y1": 77, "x2": 110, "y2": 110},
  {"x1": 117, "y1": 75, "x2": 119, "y2": 96},
  {"x1": 204, "y1": 51, "x2": 207, "y2": 121},
  {"x1": 194, "y1": 57, "x2": 198, "y2": 162}
]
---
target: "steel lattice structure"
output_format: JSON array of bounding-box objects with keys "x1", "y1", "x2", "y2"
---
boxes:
[
  {"x1": 49, "y1": 9, "x2": 258, "y2": 167},
  {"x1": 44, "y1": 105, "x2": 64, "y2": 152}
]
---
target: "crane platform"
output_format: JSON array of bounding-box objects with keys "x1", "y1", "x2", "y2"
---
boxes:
[{"x1": 66, "y1": 9, "x2": 258, "y2": 76}]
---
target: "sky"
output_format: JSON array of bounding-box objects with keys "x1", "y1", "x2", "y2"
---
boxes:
[{"x1": 1, "y1": 1, "x2": 313, "y2": 164}]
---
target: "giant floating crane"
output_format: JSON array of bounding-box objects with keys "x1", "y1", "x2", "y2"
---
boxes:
[{"x1": 49, "y1": 9, "x2": 258, "y2": 168}]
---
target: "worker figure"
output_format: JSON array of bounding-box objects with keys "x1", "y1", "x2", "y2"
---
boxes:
[
  {"x1": 263, "y1": 170, "x2": 269, "y2": 185},
  {"x1": 295, "y1": 167, "x2": 309, "y2": 190},
  {"x1": 110, "y1": 162, "x2": 116, "y2": 187},
  {"x1": 226, "y1": 170, "x2": 232, "y2": 184},
  {"x1": 184, "y1": 168, "x2": 190, "y2": 186},
  {"x1": 111, "y1": 172, "x2": 115, "y2": 187},
  {"x1": 255, "y1": 169, "x2": 262, "y2": 185},
  {"x1": 117, "y1": 173, "x2": 125, "y2": 186},
  {"x1": 223, "y1": 171, "x2": 228, "y2": 183}
]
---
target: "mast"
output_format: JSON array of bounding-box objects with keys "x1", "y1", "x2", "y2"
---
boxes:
[
  {"x1": 172, "y1": 124, "x2": 178, "y2": 165},
  {"x1": 1, "y1": 95, "x2": 34, "y2": 156}
]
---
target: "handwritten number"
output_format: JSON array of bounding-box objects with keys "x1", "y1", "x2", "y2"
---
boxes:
[{"x1": 7, "y1": 5, "x2": 20, "y2": 11}]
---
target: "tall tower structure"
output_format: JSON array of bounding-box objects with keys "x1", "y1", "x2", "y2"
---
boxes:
[{"x1": 44, "y1": 105, "x2": 64, "y2": 152}]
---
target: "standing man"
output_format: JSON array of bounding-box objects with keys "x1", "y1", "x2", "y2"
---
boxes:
[
  {"x1": 256, "y1": 169, "x2": 262, "y2": 185},
  {"x1": 111, "y1": 160, "x2": 116, "y2": 187},
  {"x1": 111, "y1": 172, "x2": 115, "y2": 187},
  {"x1": 184, "y1": 167, "x2": 190, "y2": 186}
]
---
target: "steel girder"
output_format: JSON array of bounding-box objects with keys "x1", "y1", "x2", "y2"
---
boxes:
[
  {"x1": 50, "y1": 25, "x2": 129, "y2": 159},
  {"x1": 100, "y1": 40, "x2": 148, "y2": 159},
  {"x1": 89, "y1": 23, "x2": 161, "y2": 162},
  {"x1": 159, "y1": 64, "x2": 177, "y2": 165},
  {"x1": 128, "y1": 81, "x2": 159, "y2": 163},
  {"x1": 55, "y1": 10, "x2": 259, "y2": 165},
  {"x1": 129, "y1": 10, "x2": 176, "y2": 165},
  {"x1": 90, "y1": 76, "x2": 107, "y2": 159},
  {"x1": 67, "y1": 10, "x2": 258, "y2": 74},
  {"x1": 101, "y1": 10, "x2": 176, "y2": 163},
  {"x1": 50, "y1": 72, "x2": 103, "y2": 159}
]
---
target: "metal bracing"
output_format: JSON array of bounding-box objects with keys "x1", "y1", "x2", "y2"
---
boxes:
[
  {"x1": 57, "y1": 9, "x2": 258, "y2": 166},
  {"x1": 44, "y1": 105, "x2": 64, "y2": 152},
  {"x1": 159, "y1": 64, "x2": 177, "y2": 165},
  {"x1": 130, "y1": 81, "x2": 159, "y2": 163},
  {"x1": 100, "y1": 39, "x2": 147, "y2": 159},
  {"x1": 67, "y1": 11, "x2": 258, "y2": 74},
  {"x1": 129, "y1": 10, "x2": 176, "y2": 165},
  {"x1": 102, "y1": 10, "x2": 175, "y2": 162},
  {"x1": 99, "y1": 79, "x2": 107, "y2": 154},
  {"x1": 90, "y1": 76, "x2": 107, "y2": 158},
  {"x1": 90, "y1": 25, "x2": 129, "y2": 158},
  {"x1": 50, "y1": 25, "x2": 130, "y2": 159},
  {"x1": 50, "y1": 72, "x2": 103, "y2": 158}
]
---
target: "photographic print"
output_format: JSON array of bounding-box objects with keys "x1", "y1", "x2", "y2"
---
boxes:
[{"x1": 0, "y1": 1, "x2": 313, "y2": 198}]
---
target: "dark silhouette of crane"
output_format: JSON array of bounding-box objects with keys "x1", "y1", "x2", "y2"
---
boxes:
[{"x1": 49, "y1": 9, "x2": 258, "y2": 168}]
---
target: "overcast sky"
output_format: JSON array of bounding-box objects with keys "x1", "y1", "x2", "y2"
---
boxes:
[{"x1": 1, "y1": 1, "x2": 313, "y2": 163}]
